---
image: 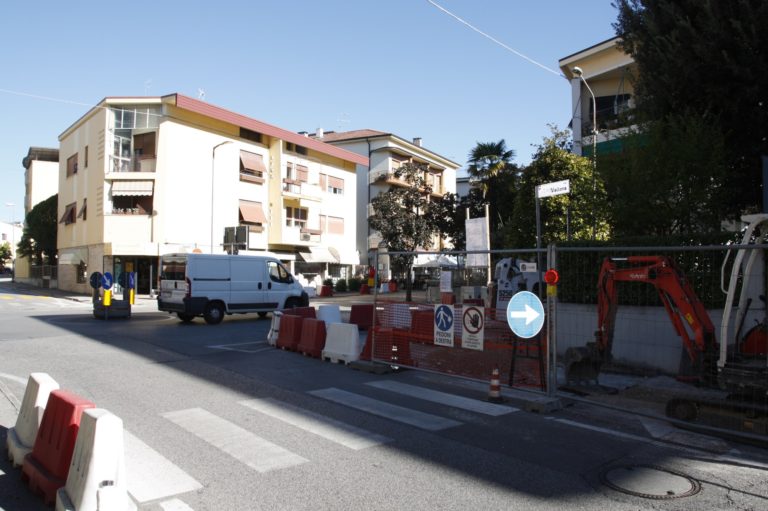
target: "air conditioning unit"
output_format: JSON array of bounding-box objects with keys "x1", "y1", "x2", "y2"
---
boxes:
[{"x1": 301, "y1": 233, "x2": 311, "y2": 241}]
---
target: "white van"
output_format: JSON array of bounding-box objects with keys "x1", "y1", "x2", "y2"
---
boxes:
[{"x1": 158, "y1": 253, "x2": 309, "y2": 324}]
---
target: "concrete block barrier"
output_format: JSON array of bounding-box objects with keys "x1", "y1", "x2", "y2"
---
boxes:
[
  {"x1": 267, "y1": 311, "x2": 282, "y2": 347},
  {"x1": 7, "y1": 373, "x2": 60, "y2": 467},
  {"x1": 297, "y1": 318, "x2": 327, "y2": 358},
  {"x1": 56, "y1": 408, "x2": 136, "y2": 511},
  {"x1": 276, "y1": 314, "x2": 304, "y2": 351},
  {"x1": 22, "y1": 389, "x2": 96, "y2": 505},
  {"x1": 322, "y1": 323, "x2": 361, "y2": 364},
  {"x1": 317, "y1": 304, "x2": 342, "y2": 327}
]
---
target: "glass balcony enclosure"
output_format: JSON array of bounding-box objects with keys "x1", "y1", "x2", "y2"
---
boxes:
[{"x1": 109, "y1": 106, "x2": 161, "y2": 173}]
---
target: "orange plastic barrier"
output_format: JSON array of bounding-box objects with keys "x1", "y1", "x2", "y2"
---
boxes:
[
  {"x1": 297, "y1": 318, "x2": 327, "y2": 358},
  {"x1": 359, "y1": 327, "x2": 414, "y2": 366},
  {"x1": 349, "y1": 304, "x2": 375, "y2": 330},
  {"x1": 409, "y1": 309, "x2": 434, "y2": 344},
  {"x1": 281, "y1": 306, "x2": 317, "y2": 319},
  {"x1": 22, "y1": 389, "x2": 95, "y2": 505},
  {"x1": 276, "y1": 314, "x2": 304, "y2": 351}
]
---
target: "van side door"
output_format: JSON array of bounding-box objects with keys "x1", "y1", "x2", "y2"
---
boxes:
[{"x1": 230, "y1": 258, "x2": 266, "y2": 311}]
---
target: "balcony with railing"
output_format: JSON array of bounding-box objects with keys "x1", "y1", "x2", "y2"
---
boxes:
[
  {"x1": 109, "y1": 155, "x2": 157, "y2": 174},
  {"x1": 282, "y1": 179, "x2": 322, "y2": 201}
]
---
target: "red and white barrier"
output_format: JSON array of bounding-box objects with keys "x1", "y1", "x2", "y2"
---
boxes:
[
  {"x1": 7, "y1": 373, "x2": 59, "y2": 467},
  {"x1": 56, "y1": 408, "x2": 135, "y2": 511},
  {"x1": 266, "y1": 311, "x2": 282, "y2": 346}
]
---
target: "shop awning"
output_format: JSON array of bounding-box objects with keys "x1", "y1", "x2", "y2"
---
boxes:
[
  {"x1": 239, "y1": 200, "x2": 267, "y2": 224},
  {"x1": 240, "y1": 151, "x2": 266, "y2": 173},
  {"x1": 298, "y1": 246, "x2": 339, "y2": 263},
  {"x1": 329, "y1": 246, "x2": 360, "y2": 265},
  {"x1": 112, "y1": 180, "x2": 154, "y2": 196}
]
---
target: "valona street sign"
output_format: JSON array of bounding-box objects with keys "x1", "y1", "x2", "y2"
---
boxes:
[{"x1": 536, "y1": 179, "x2": 570, "y2": 199}]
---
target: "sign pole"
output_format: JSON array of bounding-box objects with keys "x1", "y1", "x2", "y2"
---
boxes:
[{"x1": 535, "y1": 190, "x2": 542, "y2": 292}]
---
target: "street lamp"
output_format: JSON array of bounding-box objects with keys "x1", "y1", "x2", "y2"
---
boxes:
[
  {"x1": 573, "y1": 66, "x2": 598, "y2": 239},
  {"x1": 5, "y1": 202, "x2": 16, "y2": 280},
  {"x1": 211, "y1": 141, "x2": 233, "y2": 254}
]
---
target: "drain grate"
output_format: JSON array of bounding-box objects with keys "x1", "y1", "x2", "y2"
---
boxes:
[{"x1": 600, "y1": 465, "x2": 701, "y2": 500}]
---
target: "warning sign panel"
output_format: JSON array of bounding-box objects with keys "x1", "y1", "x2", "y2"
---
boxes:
[
  {"x1": 434, "y1": 304, "x2": 454, "y2": 347},
  {"x1": 461, "y1": 305, "x2": 484, "y2": 351}
]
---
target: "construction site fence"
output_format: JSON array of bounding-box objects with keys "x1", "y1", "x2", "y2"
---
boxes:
[{"x1": 369, "y1": 245, "x2": 768, "y2": 443}]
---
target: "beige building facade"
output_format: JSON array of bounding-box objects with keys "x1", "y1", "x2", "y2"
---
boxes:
[
  {"x1": 315, "y1": 129, "x2": 459, "y2": 279},
  {"x1": 57, "y1": 94, "x2": 367, "y2": 294},
  {"x1": 559, "y1": 37, "x2": 638, "y2": 156}
]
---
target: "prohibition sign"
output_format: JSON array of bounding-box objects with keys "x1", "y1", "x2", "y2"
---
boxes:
[{"x1": 462, "y1": 306, "x2": 484, "y2": 334}]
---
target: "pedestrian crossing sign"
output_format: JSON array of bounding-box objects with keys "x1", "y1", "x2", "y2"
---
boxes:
[{"x1": 434, "y1": 304, "x2": 454, "y2": 347}]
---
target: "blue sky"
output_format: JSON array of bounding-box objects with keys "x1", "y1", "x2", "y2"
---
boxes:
[{"x1": 0, "y1": 0, "x2": 619, "y2": 223}]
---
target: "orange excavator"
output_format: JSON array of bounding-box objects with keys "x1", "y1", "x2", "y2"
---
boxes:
[
  {"x1": 564, "y1": 214, "x2": 768, "y2": 426},
  {"x1": 564, "y1": 255, "x2": 721, "y2": 386}
]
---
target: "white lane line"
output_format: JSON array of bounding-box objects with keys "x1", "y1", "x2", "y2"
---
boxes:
[
  {"x1": 309, "y1": 388, "x2": 462, "y2": 431},
  {"x1": 0, "y1": 372, "x2": 28, "y2": 386},
  {"x1": 159, "y1": 498, "x2": 196, "y2": 511},
  {"x1": 207, "y1": 341, "x2": 270, "y2": 353},
  {"x1": 366, "y1": 380, "x2": 518, "y2": 416},
  {"x1": 123, "y1": 430, "x2": 202, "y2": 504},
  {"x1": 239, "y1": 398, "x2": 391, "y2": 450},
  {"x1": 162, "y1": 408, "x2": 308, "y2": 473}
]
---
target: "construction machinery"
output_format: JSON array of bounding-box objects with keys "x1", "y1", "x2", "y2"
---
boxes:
[{"x1": 564, "y1": 214, "x2": 768, "y2": 428}]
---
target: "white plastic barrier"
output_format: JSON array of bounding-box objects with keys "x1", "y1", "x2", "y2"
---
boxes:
[
  {"x1": 7, "y1": 372, "x2": 59, "y2": 467},
  {"x1": 267, "y1": 311, "x2": 282, "y2": 346},
  {"x1": 56, "y1": 408, "x2": 136, "y2": 511},
  {"x1": 322, "y1": 323, "x2": 361, "y2": 364},
  {"x1": 317, "y1": 305, "x2": 342, "y2": 327}
]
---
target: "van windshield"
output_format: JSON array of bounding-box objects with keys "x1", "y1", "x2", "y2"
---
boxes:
[{"x1": 161, "y1": 256, "x2": 187, "y2": 281}]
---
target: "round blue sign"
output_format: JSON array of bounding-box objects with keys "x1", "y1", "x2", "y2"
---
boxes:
[
  {"x1": 435, "y1": 304, "x2": 454, "y2": 331},
  {"x1": 506, "y1": 291, "x2": 545, "y2": 339},
  {"x1": 128, "y1": 272, "x2": 136, "y2": 289},
  {"x1": 101, "y1": 271, "x2": 114, "y2": 290}
]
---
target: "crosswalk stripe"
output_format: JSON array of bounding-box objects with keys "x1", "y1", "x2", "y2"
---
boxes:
[
  {"x1": 163, "y1": 407, "x2": 308, "y2": 473},
  {"x1": 123, "y1": 430, "x2": 202, "y2": 504},
  {"x1": 159, "y1": 498, "x2": 195, "y2": 511},
  {"x1": 309, "y1": 388, "x2": 462, "y2": 431},
  {"x1": 365, "y1": 381, "x2": 518, "y2": 416},
  {"x1": 239, "y1": 398, "x2": 391, "y2": 450}
]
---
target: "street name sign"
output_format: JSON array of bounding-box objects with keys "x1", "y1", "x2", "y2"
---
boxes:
[{"x1": 536, "y1": 179, "x2": 570, "y2": 199}]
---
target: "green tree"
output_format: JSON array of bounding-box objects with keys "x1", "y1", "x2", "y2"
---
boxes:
[
  {"x1": 369, "y1": 162, "x2": 437, "y2": 301},
  {"x1": 423, "y1": 189, "x2": 487, "y2": 251},
  {"x1": 506, "y1": 127, "x2": 608, "y2": 247},
  {"x1": 466, "y1": 140, "x2": 516, "y2": 196},
  {"x1": 18, "y1": 194, "x2": 57, "y2": 265},
  {"x1": 614, "y1": 0, "x2": 768, "y2": 217},
  {"x1": 0, "y1": 242, "x2": 11, "y2": 270},
  {"x1": 600, "y1": 112, "x2": 728, "y2": 236}
]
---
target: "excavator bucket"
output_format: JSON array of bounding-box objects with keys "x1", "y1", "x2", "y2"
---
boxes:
[{"x1": 564, "y1": 345, "x2": 603, "y2": 385}]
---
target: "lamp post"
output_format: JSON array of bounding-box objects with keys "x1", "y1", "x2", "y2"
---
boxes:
[
  {"x1": 5, "y1": 202, "x2": 16, "y2": 280},
  {"x1": 211, "y1": 141, "x2": 233, "y2": 254},
  {"x1": 572, "y1": 66, "x2": 598, "y2": 240}
]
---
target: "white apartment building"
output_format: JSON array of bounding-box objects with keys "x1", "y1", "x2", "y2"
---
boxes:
[
  {"x1": 313, "y1": 129, "x2": 459, "y2": 279},
  {"x1": 57, "y1": 94, "x2": 367, "y2": 294}
]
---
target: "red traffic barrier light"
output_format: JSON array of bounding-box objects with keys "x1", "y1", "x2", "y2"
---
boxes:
[{"x1": 544, "y1": 269, "x2": 560, "y2": 285}]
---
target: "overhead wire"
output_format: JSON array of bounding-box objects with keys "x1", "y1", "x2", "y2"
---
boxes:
[{"x1": 426, "y1": 0, "x2": 567, "y2": 80}]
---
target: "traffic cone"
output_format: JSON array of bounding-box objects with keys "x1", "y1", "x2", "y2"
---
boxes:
[{"x1": 488, "y1": 366, "x2": 503, "y2": 403}]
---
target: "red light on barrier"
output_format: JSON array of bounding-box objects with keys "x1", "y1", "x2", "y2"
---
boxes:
[{"x1": 544, "y1": 269, "x2": 560, "y2": 285}]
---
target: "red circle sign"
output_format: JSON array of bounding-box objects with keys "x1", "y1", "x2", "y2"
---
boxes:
[{"x1": 544, "y1": 269, "x2": 560, "y2": 285}]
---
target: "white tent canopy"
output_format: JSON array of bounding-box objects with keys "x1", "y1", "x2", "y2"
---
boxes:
[{"x1": 412, "y1": 254, "x2": 458, "y2": 268}]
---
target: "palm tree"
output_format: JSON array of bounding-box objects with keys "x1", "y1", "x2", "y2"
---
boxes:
[{"x1": 466, "y1": 140, "x2": 516, "y2": 197}]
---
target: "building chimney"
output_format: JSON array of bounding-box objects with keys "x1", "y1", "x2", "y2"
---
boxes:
[
  {"x1": 316, "y1": 127, "x2": 324, "y2": 139},
  {"x1": 413, "y1": 137, "x2": 422, "y2": 147}
]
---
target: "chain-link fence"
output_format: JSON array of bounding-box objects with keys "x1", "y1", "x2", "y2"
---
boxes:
[{"x1": 366, "y1": 239, "x2": 768, "y2": 441}]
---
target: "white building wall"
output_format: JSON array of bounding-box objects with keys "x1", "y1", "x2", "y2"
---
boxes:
[{"x1": 26, "y1": 160, "x2": 59, "y2": 212}]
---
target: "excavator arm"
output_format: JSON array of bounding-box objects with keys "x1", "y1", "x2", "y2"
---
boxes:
[{"x1": 565, "y1": 255, "x2": 718, "y2": 385}]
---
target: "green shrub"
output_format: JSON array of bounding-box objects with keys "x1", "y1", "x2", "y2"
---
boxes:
[
  {"x1": 322, "y1": 278, "x2": 334, "y2": 287},
  {"x1": 347, "y1": 277, "x2": 362, "y2": 291},
  {"x1": 335, "y1": 279, "x2": 348, "y2": 292}
]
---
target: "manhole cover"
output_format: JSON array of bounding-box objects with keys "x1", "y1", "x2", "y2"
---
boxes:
[{"x1": 601, "y1": 465, "x2": 701, "y2": 499}]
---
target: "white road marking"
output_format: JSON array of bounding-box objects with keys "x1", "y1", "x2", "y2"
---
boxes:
[
  {"x1": 239, "y1": 398, "x2": 391, "y2": 450},
  {"x1": 123, "y1": 430, "x2": 202, "y2": 504},
  {"x1": 207, "y1": 341, "x2": 271, "y2": 354},
  {"x1": 309, "y1": 388, "x2": 462, "y2": 431},
  {"x1": 366, "y1": 380, "x2": 518, "y2": 416},
  {"x1": 0, "y1": 372, "x2": 28, "y2": 386},
  {"x1": 163, "y1": 407, "x2": 308, "y2": 473},
  {"x1": 159, "y1": 498, "x2": 196, "y2": 511}
]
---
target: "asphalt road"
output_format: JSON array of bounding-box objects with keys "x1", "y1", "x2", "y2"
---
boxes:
[{"x1": 1, "y1": 279, "x2": 767, "y2": 511}]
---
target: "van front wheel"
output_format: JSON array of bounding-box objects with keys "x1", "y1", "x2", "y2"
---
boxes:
[{"x1": 203, "y1": 302, "x2": 225, "y2": 325}]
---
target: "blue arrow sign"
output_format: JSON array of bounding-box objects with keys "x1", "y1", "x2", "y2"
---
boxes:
[
  {"x1": 506, "y1": 291, "x2": 544, "y2": 339},
  {"x1": 101, "y1": 271, "x2": 114, "y2": 290}
]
